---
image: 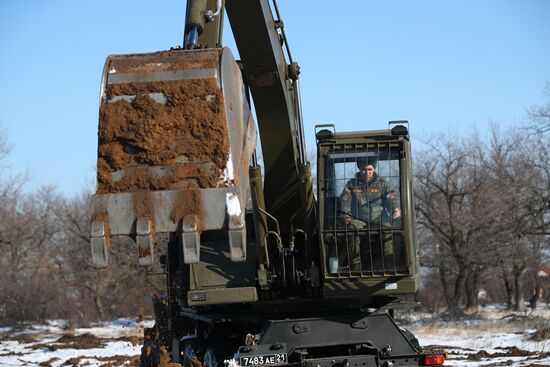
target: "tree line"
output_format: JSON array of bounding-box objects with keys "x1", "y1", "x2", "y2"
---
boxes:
[
  {"x1": 0, "y1": 163, "x2": 163, "y2": 324},
  {"x1": 0, "y1": 86, "x2": 549, "y2": 324},
  {"x1": 415, "y1": 86, "x2": 550, "y2": 315}
]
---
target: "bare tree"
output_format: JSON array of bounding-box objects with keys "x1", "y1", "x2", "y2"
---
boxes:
[
  {"x1": 414, "y1": 133, "x2": 495, "y2": 315},
  {"x1": 0, "y1": 183, "x2": 65, "y2": 322},
  {"x1": 523, "y1": 91, "x2": 550, "y2": 308},
  {"x1": 58, "y1": 191, "x2": 164, "y2": 322},
  {"x1": 0, "y1": 128, "x2": 157, "y2": 323},
  {"x1": 416, "y1": 123, "x2": 549, "y2": 314},
  {"x1": 527, "y1": 82, "x2": 550, "y2": 134},
  {"x1": 508, "y1": 85, "x2": 550, "y2": 309},
  {"x1": 0, "y1": 129, "x2": 9, "y2": 166}
]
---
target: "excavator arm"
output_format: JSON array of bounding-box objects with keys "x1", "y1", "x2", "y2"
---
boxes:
[
  {"x1": 224, "y1": 0, "x2": 318, "y2": 287},
  {"x1": 226, "y1": 0, "x2": 313, "y2": 237}
]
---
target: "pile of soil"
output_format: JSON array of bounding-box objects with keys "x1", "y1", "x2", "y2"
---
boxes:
[
  {"x1": 467, "y1": 347, "x2": 536, "y2": 361},
  {"x1": 62, "y1": 357, "x2": 81, "y2": 366},
  {"x1": 4, "y1": 333, "x2": 37, "y2": 343},
  {"x1": 0, "y1": 351, "x2": 24, "y2": 357},
  {"x1": 466, "y1": 350, "x2": 491, "y2": 361},
  {"x1": 33, "y1": 332, "x2": 105, "y2": 350},
  {"x1": 96, "y1": 50, "x2": 229, "y2": 195},
  {"x1": 38, "y1": 357, "x2": 59, "y2": 367},
  {"x1": 94, "y1": 354, "x2": 140, "y2": 366}
]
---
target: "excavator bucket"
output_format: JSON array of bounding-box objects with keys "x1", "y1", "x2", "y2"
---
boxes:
[{"x1": 90, "y1": 48, "x2": 256, "y2": 267}]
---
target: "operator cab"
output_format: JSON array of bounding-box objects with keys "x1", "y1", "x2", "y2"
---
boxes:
[{"x1": 316, "y1": 123, "x2": 419, "y2": 297}]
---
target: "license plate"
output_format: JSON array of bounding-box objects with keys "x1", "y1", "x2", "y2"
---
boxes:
[{"x1": 239, "y1": 353, "x2": 288, "y2": 366}]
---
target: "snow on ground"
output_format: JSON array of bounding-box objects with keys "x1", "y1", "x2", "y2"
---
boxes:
[
  {"x1": 399, "y1": 303, "x2": 550, "y2": 366},
  {"x1": 0, "y1": 318, "x2": 154, "y2": 367},
  {"x1": 0, "y1": 305, "x2": 548, "y2": 367}
]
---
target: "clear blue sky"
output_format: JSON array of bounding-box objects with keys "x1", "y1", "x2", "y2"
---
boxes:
[{"x1": 1, "y1": 1, "x2": 549, "y2": 196}]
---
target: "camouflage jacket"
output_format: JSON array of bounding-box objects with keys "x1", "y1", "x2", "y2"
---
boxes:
[{"x1": 340, "y1": 173, "x2": 400, "y2": 226}]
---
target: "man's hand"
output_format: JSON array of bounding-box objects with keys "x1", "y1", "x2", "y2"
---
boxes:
[{"x1": 393, "y1": 208, "x2": 401, "y2": 219}]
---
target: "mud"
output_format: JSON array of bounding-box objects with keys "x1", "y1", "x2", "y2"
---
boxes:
[
  {"x1": 59, "y1": 354, "x2": 140, "y2": 367},
  {"x1": 4, "y1": 333, "x2": 37, "y2": 343},
  {"x1": 108, "y1": 49, "x2": 220, "y2": 73},
  {"x1": 467, "y1": 350, "x2": 491, "y2": 361},
  {"x1": 0, "y1": 351, "x2": 24, "y2": 357},
  {"x1": 128, "y1": 336, "x2": 140, "y2": 346},
  {"x1": 95, "y1": 354, "x2": 140, "y2": 366},
  {"x1": 32, "y1": 332, "x2": 104, "y2": 351},
  {"x1": 170, "y1": 189, "x2": 202, "y2": 226},
  {"x1": 63, "y1": 356, "x2": 81, "y2": 366},
  {"x1": 38, "y1": 357, "x2": 60, "y2": 367},
  {"x1": 133, "y1": 190, "x2": 154, "y2": 219},
  {"x1": 96, "y1": 76, "x2": 229, "y2": 194},
  {"x1": 92, "y1": 211, "x2": 111, "y2": 239},
  {"x1": 464, "y1": 346, "x2": 548, "y2": 361}
]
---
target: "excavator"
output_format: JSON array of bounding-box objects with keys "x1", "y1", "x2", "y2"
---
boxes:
[{"x1": 90, "y1": 1, "x2": 445, "y2": 366}]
